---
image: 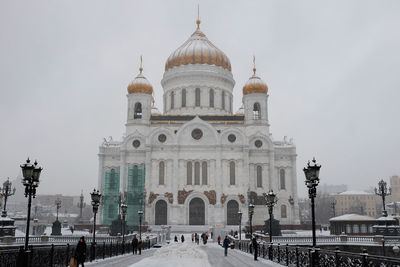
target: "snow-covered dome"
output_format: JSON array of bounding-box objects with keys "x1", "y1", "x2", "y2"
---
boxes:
[
  {"x1": 127, "y1": 65, "x2": 153, "y2": 95},
  {"x1": 243, "y1": 66, "x2": 268, "y2": 95},
  {"x1": 164, "y1": 20, "x2": 231, "y2": 72}
]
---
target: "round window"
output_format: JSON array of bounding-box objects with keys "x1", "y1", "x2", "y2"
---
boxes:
[
  {"x1": 255, "y1": 140, "x2": 263, "y2": 148},
  {"x1": 228, "y1": 134, "x2": 236, "y2": 143},
  {"x1": 132, "y1": 140, "x2": 141, "y2": 148},
  {"x1": 158, "y1": 134, "x2": 167, "y2": 143},
  {"x1": 191, "y1": 129, "x2": 203, "y2": 140}
]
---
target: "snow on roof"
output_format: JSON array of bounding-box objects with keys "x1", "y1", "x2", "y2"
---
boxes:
[
  {"x1": 338, "y1": 190, "x2": 372, "y2": 195},
  {"x1": 329, "y1": 214, "x2": 376, "y2": 221}
]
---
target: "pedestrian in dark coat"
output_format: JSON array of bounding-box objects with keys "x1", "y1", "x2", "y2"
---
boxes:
[
  {"x1": 252, "y1": 235, "x2": 258, "y2": 261},
  {"x1": 181, "y1": 235, "x2": 185, "y2": 243},
  {"x1": 217, "y1": 235, "x2": 221, "y2": 245},
  {"x1": 223, "y1": 236, "x2": 230, "y2": 256},
  {"x1": 195, "y1": 233, "x2": 199, "y2": 245},
  {"x1": 174, "y1": 235, "x2": 178, "y2": 242},
  {"x1": 132, "y1": 235, "x2": 138, "y2": 254},
  {"x1": 138, "y1": 239, "x2": 143, "y2": 255},
  {"x1": 75, "y1": 236, "x2": 86, "y2": 267}
]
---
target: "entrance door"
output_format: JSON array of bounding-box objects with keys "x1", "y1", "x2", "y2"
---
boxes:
[
  {"x1": 155, "y1": 200, "x2": 167, "y2": 225},
  {"x1": 227, "y1": 200, "x2": 239, "y2": 225},
  {"x1": 189, "y1": 198, "x2": 205, "y2": 225}
]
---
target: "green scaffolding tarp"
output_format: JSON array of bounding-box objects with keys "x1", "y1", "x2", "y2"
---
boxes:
[
  {"x1": 102, "y1": 168, "x2": 120, "y2": 226},
  {"x1": 126, "y1": 165, "x2": 145, "y2": 227}
]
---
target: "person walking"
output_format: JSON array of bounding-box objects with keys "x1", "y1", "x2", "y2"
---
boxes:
[
  {"x1": 252, "y1": 235, "x2": 259, "y2": 261},
  {"x1": 181, "y1": 235, "x2": 185, "y2": 243},
  {"x1": 138, "y1": 238, "x2": 143, "y2": 255},
  {"x1": 223, "y1": 236, "x2": 230, "y2": 256},
  {"x1": 174, "y1": 235, "x2": 178, "y2": 242},
  {"x1": 132, "y1": 235, "x2": 138, "y2": 255},
  {"x1": 217, "y1": 235, "x2": 221, "y2": 245},
  {"x1": 192, "y1": 233, "x2": 194, "y2": 242},
  {"x1": 75, "y1": 236, "x2": 86, "y2": 267},
  {"x1": 195, "y1": 233, "x2": 199, "y2": 245}
]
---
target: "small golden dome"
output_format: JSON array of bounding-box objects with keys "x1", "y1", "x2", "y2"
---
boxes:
[
  {"x1": 165, "y1": 20, "x2": 231, "y2": 72},
  {"x1": 127, "y1": 57, "x2": 153, "y2": 94},
  {"x1": 242, "y1": 58, "x2": 268, "y2": 95}
]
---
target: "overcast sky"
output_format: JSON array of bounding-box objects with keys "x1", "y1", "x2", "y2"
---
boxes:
[{"x1": 1, "y1": 1, "x2": 399, "y2": 198}]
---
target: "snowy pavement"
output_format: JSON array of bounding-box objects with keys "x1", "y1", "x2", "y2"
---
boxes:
[{"x1": 86, "y1": 248, "x2": 156, "y2": 267}]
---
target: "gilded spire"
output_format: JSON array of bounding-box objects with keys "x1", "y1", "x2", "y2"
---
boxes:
[
  {"x1": 139, "y1": 55, "x2": 143, "y2": 74},
  {"x1": 196, "y1": 4, "x2": 201, "y2": 29},
  {"x1": 253, "y1": 55, "x2": 256, "y2": 75}
]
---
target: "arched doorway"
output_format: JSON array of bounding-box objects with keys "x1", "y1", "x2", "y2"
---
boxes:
[
  {"x1": 155, "y1": 200, "x2": 167, "y2": 225},
  {"x1": 227, "y1": 200, "x2": 239, "y2": 225},
  {"x1": 189, "y1": 198, "x2": 205, "y2": 225}
]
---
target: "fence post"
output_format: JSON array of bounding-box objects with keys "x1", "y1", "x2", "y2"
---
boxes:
[
  {"x1": 361, "y1": 249, "x2": 368, "y2": 267},
  {"x1": 296, "y1": 246, "x2": 299, "y2": 267},
  {"x1": 286, "y1": 244, "x2": 289, "y2": 266},
  {"x1": 116, "y1": 242, "x2": 119, "y2": 256},
  {"x1": 334, "y1": 247, "x2": 340, "y2": 267},
  {"x1": 312, "y1": 248, "x2": 320, "y2": 267},
  {"x1": 308, "y1": 248, "x2": 313, "y2": 267},
  {"x1": 50, "y1": 244, "x2": 54, "y2": 267},
  {"x1": 103, "y1": 242, "x2": 105, "y2": 259},
  {"x1": 262, "y1": 244, "x2": 265, "y2": 258},
  {"x1": 269, "y1": 242, "x2": 273, "y2": 261},
  {"x1": 277, "y1": 243, "x2": 280, "y2": 263},
  {"x1": 66, "y1": 243, "x2": 70, "y2": 267},
  {"x1": 110, "y1": 241, "x2": 113, "y2": 258}
]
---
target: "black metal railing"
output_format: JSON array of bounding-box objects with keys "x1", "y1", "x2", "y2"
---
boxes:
[
  {"x1": 236, "y1": 240, "x2": 400, "y2": 267},
  {"x1": 0, "y1": 237, "x2": 157, "y2": 267}
]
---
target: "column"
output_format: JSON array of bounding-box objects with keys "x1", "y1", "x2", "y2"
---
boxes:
[
  {"x1": 120, "y1": 151, "x2": 126, "y2": 193},
  {"x1": 215, "y1": 146, "x2": 222, "y2": 204},
  {"x1": 172, "y1": 147, "x2": 178, "y2": 204}
]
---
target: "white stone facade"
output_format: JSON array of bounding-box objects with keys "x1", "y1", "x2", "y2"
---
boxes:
[{"x1": 97, "y1": 23, "x2": 300, "y2": 228}]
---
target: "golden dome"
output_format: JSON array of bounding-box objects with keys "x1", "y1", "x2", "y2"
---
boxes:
[
  {"x1": 127, "y1": 59, "x2": 153, "y2": 95},
  {"x1": 242, "y1": 59, "x2": 268, "y2": 95},
  {"x1": 165, "y1": 20, "x2": 231, "y2": 72}
]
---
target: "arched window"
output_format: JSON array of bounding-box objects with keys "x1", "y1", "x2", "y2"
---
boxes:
[
  {"x1": 159, "y1": 161, "x2": 165, "y2": 185},
  {"x1": 194, "y1": 162, "x2": 200, "y2": 185},
  {"x1": 253, "y1": 102, "x2": 261, "y2": 120},
  {"x1": 202, "y1": 162, "x2": 208, "y2": 185},
  {"x1": 256, "y1": 166, "x2": 262, "y2": 187},
  {"x1": 222, "y1": 91, "x2": 225, "y2": 110},
  {"x1": 195, "y1": 88, "x2": 200, "y2": 107},
  {"x1": 281, "y1": 205, "x2": 287, "y2": 218},
  {"x1": 229, "y1": 161, "x2": 235, "y2": 185},
  {"x1": 182, "y1": 89, "x2": 186, "y2": 107},
  {"x1": 280, "y1": 169, "x2": 286, "y2": 190},
  {"x1": 170, "y1": 91, "x2": 174, "y2": 109},
  {"x1": 209, "y1": 89, "x2": 214, "y2": 107},
  {"x1": 187, "y1": 162, "x2": 192, "y2": 185},
  {"x1": 134, "y1": 102, "x2": 142, "y2": 119}
]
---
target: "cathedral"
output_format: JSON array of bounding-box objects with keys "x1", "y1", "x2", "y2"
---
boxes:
[{"x1": 97, "y1": 18, "x2": 300, "y2": 228}]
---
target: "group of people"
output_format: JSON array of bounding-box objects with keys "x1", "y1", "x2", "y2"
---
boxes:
[
  {"x1": 131, "y1": 235, "x2": 143, "y2": 255},
  {"x1": 174, "y1": 234, "x2": 185, "y2": 243}
]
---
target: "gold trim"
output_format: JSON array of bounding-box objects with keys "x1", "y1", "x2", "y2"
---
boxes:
[
  {"x1": 243, "y1": 83, "x2": 268, "y2": 95},
  {"x1": 127, "y1": 83, "x2": 153, "y2": 94}
]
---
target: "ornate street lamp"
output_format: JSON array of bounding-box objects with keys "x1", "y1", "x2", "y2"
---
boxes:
[
  {"x1": 238, "y1": 210, "x2": 242, "y2": 241},
  {"x1": 248, "y1": 203, "x2": 255, "y2": 237},
  {"x1": 55, "y1": 198, "x2": 61, "y2": 221},
  {"x1": 265, "y1": 190, "x2": 278, "y2": 244},
  {"x1": 20, "y1": 158, "x2": 42, "y2": 259},
  {"x1": 138, "y1": 210, "x2": 143, "y2": 239},
  {"x1": 303, "y1": 158, "x2": 321, "y2": 248},
  {"x1": 375, "y1": 179, "x2": 391, "y2": 217},
  {"x1": 77, "y1": 191, "x2": 86, "y2": 222},
  {"x1": 121, "y1": 202, "x2": 127, "y2": 253},
  {"x1": 90, "y1": 188, "x2": 101, "y2": 261},
  {"x1": 0, "y1": 178, "x2": 16, "y2": 217}
]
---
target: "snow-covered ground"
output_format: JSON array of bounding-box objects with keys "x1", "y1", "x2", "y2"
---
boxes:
[{"x1": 129, "y1": 243, "x2": 211, "y2": 267}]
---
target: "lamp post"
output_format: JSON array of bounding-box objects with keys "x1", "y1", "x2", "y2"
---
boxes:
[
  {"x1": 248, "y1": 203, "x2": 255, "y2": 238},
  {"x1": 303, "y1": 158, "x2": 321, "y2": 248},
  {"x1": 77, "y1": 191, "x2": 86, "y2": 222},
  {"x1": 0, "y1": 178, "x2": 16, "y2": 217},
  {"x1": 375, "y1": 179, "x2": 391, "y2": 217},
  {"x1": 238, "y1": 210, "x2": 242, "y2": 241},
  {"x1": 55, "y1": 198, "x2": 61, "y2": 221},
  {"x1": 20, "y1": 158, "x2": 42, "y2": 265},
  {"x1": 331, "y1": 199, "x2": 337, "y2": 218},
  {"x1": 90, "y1": 189, "x2": 101, "y2": 261},
  {"x1": 138, "y1": 210, "x2": 143, "y2": 239},
  {"x1": 265, "y1": 190, "x2": 278, "y2": 244},
  {"x1": 121, "y1": 202, "x2": 127, "y2": 253}
]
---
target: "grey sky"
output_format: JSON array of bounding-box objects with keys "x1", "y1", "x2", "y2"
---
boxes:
[{"x1": 1, "y1": 1, "x2": 399, "y2": 198}]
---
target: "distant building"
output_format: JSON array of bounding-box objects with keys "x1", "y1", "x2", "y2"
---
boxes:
[
  {"x1": 319, "y1": 183, "x2": 347, "y2": 195},
  {"x1": 329, "y1": 214, "x2": 376, "y2": 235},
  {"x1": 389, "y1": 175, "x2": 400, "y2": 203},
  {"x1": 334, "y1": 191, "x2": 377, "y2": 218}
]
